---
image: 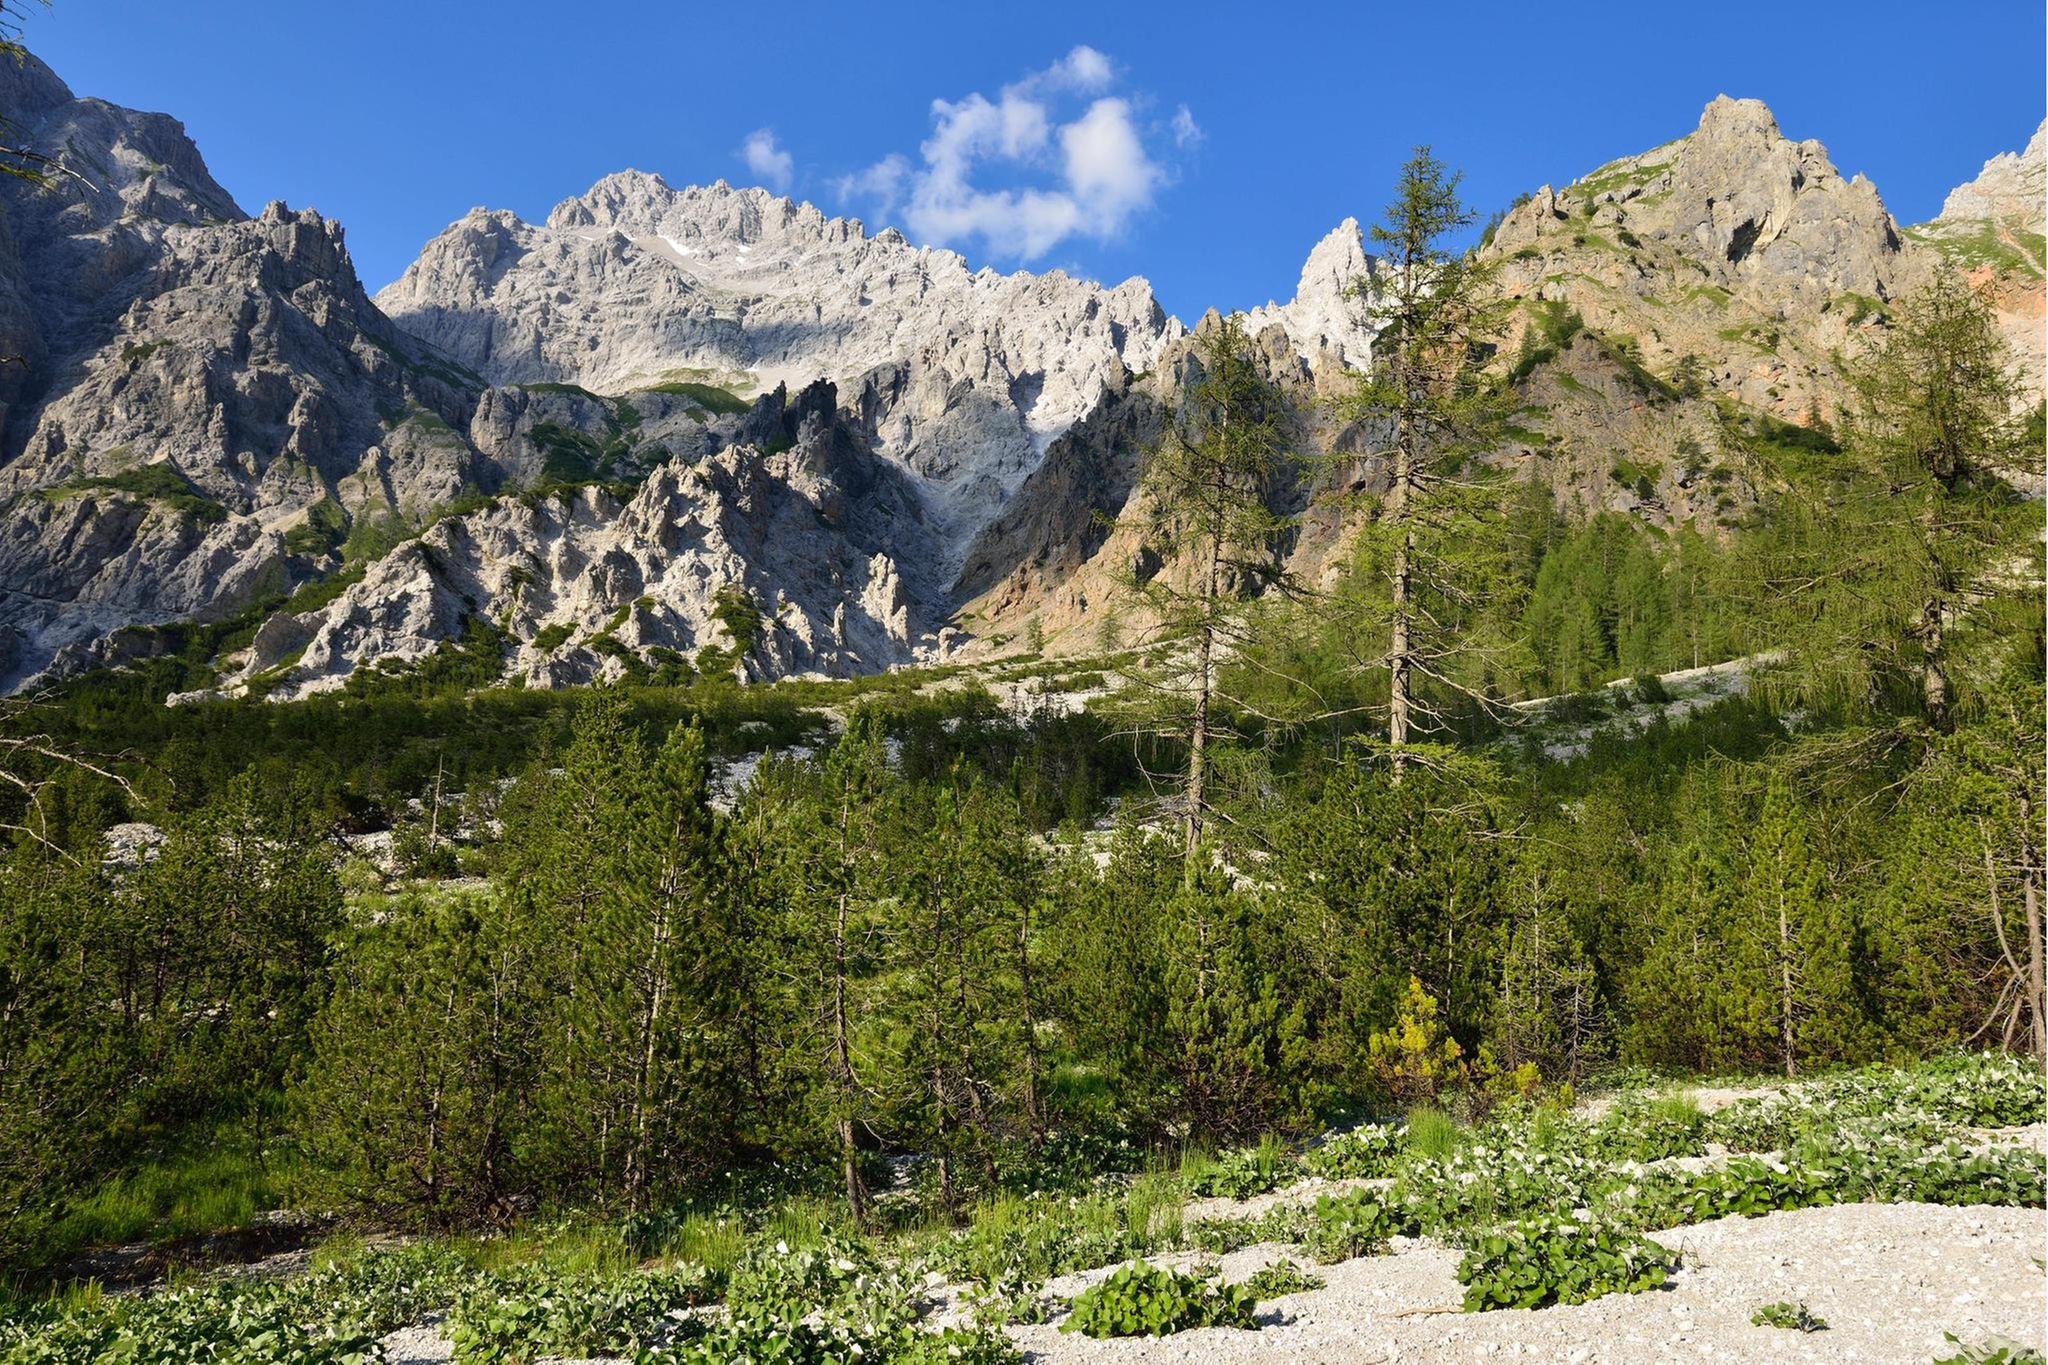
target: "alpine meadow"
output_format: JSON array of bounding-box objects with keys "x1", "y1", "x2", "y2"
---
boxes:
[{"x1": 0, "y1": 5, "x2": 2044, "y2": 1362}]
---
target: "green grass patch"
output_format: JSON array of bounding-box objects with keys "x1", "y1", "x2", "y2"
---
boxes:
[
  {"x1": 46, "y1": 465, "x2": 227, "y2": 525},
  {"x1": 637, "y1": 380, "x2": 752, "y2": 415}
]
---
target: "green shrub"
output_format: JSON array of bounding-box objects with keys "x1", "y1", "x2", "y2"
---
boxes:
[
  {"x1": 55, "y1": 464, "x2": 227, "y2": 524},
  {"x1": 1059, "y1": 1261, "x2": 1259, "y2": 1339},
  {"x1": 1456, "y1": 1217, "x2": 1677, "y2": 1311}
]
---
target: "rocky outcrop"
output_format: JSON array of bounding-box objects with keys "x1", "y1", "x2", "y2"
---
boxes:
[
  {"x1": 232, "y1": 381, "x2": 946, "y2": 697},
  {"x1": 376, "y1": 174, "x2": 1184, "y2": 559},
  {"x1": 1937, "y1": 122, "x2": 2046, "y2": 225},
  {"x1": 0, "y1": 52, "x2": 498, "y2": 688}
]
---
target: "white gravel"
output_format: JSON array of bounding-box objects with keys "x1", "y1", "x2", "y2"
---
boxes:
[{"x1": 1005, "y1": 1203, "x2": 2048, "y2": 1364}]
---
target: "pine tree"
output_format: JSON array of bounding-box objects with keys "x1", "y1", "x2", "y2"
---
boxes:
[
  {"x1": 295, "y1": 893, "x2": 543, "y2": 1224},
  {"x1": 610, "y1": 720, "x2": 732, "y2": 1206},
  {"x1": 788, "y1": 710, "x2": 893, "y2": 1222},
  {"x1": 497, "y1": 691, "x2": 644, "y2": 1201},
  {"x1": 1493, "y1": 857, "x2": 1601, "y2": 1084}
]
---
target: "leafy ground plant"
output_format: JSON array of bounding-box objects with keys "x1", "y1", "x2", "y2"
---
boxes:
[
  {"x1": 1237, "y1": 1261, "x2": 1325, "y2": 1299},
  {"x1": 1304, "y1": 1190, "x2": 1403, "y2": 1263},
  {"x1": 1934, "y1": 1335, "x2": 2048, "y2": 1365},
  {"x1": 1750, "y1": 1300, "x2": 1827, "y2": 1331},
  {"x1": 1456, "y1": 1217, "x2": 1678, "y2": 1311},
  {"x1": 1304, "y1": 1122, "x2": 1404, "y2": 1179},
  {"x1": 1592, "y1": 1093, "x2": 1707, "y2": 1163},
  {"x1": 1059, "y1": 1261, "x2": 1259, "y2": 1339},
  {"x1": 445, "y1": 1261, "x2": 712, "y2": 1362},
  {"x1": 1184, "y1": 1136, "x2": 1291, "y2": 1198}
]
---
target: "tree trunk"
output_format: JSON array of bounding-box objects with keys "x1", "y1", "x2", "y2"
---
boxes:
[
  {"x1": 952, "y1": 920, "x2": 999, "y2": 1186},
  {"x1": 1386, "y1": 243, "x2": 1418, "y2": 785},
  {"x1": 1016, "y1": 904, "x2": 1045, "y2": 1148},
  {"x1": 833, "y1": 800, "x2": 869, "y2": 1223},
  {"x1": 1919, "y1": 596, "x2": 1952, "y2": 731},
  {"x1": 1777, "y1": 889, "x2": 1797, "y2": 1078},
  {"x1": 1184, "y1": 524, "x2": 1222, "y2": 873},
  {"x1": 625, "y1": 858, "x2": 675, "y2": 1209},
  {"x1": 1986, "y1": 807, "x2": 2047, "y2": 1064},
  {"x1": 2024, "y1": 859, "x2": 2047, "y2": 1065}
]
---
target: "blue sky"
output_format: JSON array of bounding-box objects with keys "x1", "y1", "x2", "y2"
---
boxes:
[{"x1": 21, "y1": 1, "x2": 2046, "y2": 320}]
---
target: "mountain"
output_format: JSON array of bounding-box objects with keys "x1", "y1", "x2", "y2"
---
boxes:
[
  {"x1": 1483, "y1": 96, "x2": 1926, "y2": 426},
  {"x1": 0, "y1": 55, "x2": 965, "y2": 694},
  {"x1": 0, "y1": 54, "x2": 2036, "y2": 699},
  {"x1": 0, "y1": 51, "x2": 487, "y2": 689},
  {"x1": 375, "y1": 174, "x2": 1184, "y2": 564}
]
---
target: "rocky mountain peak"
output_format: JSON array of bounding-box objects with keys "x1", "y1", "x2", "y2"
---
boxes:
[
  {"x1": 544, "y1": 173, "x2": 860, "y2": 252},
  {"x1": 0, "y1": 51, "x2": 241, "y2": 235},
  {"x1": 1937, "y1": 120, "x2": 2047, "y2": 227},
  {"x1": 1244, "y1": 217, "x2": 1379, "y2": 369},
  {"x1": 1649, "y1": 95, "x2": 1904, "y2": 300},
  {"x1": 0, "y1": 43, "x2": 75, "y2": 119}
]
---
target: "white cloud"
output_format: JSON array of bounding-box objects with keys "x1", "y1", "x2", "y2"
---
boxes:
[
  {"x1": 1041, "y1": 44, "x2": 1113, "y2": 93},
  {"x1": 835, "y1": 46, "x2": 1188, "y2": 261},
  {"x1": 1062, "y1": 98, "x2": 1159, "y2": 230},
  {"x1": 739, "y1": 128, "x2": 794, "y2": 192},
  {"x1": 1171, "y1": 104, "x2": 1202, "y2": 149},
  {"x1": 831, "y1": 154, "x2": 909, "y2": 218}
]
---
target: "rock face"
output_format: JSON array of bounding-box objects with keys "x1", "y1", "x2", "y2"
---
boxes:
[
  {"x1": 0, "y1": 54, "x2": 959, "y2": 696},
  {"x1": 1241, "y1": 219, "x2": 1381, "y2": 370},
  {"x1": 376, "y1": 174, "x2": 1183, "y2": 556},
  {"x1": 0, "y1": 52, "x2": 486, "y2": 688},
  {"x1": 1936, "y1": 122, "x2": 2046, "y2": 225}
]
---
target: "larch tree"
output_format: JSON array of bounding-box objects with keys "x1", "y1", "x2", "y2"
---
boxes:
[
  {"x1": 1765, "y1": 269, "x2": 2038, "y2": 730},
  {"x1": 1122, "y1": 311, "x2": 1296, "y2": 874},
  {"x1": 1339, "y1": 147, "x2": 1518, "y2": 777}
]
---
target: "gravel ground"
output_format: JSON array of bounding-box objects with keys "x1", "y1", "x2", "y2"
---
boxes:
[{"x1": 1006, "y1": 1203, "x2": 2047, "y2": 1364}]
